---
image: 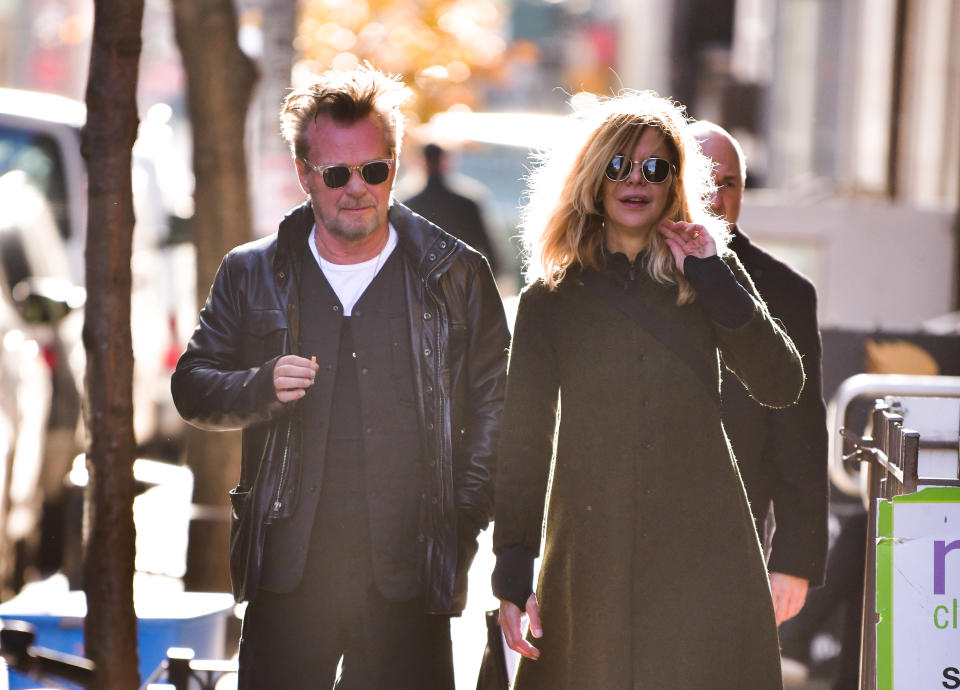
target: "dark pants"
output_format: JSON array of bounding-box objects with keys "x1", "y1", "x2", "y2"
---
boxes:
[
  {"x1": 238, "y1": 439, "x2": 453, "y2": 689},
  {"x1": 239, "y1": 584, "x2": 453, "y2": 689}
]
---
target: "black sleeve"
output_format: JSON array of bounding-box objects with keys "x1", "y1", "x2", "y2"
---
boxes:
[
  {"x1": 171, "y1": 251, "x2": 288, "y2": 430},
  {"x1": 683, "y1": 254, "x2": 754, "y2": 329},
  {"x1": 763, "y1": 281, "x2": 829, "y2": 586},
  {"x1": 491, "y1": 545, "x2": 536, "y2": 609},
  {"x1": 491, "y1": 284, "x2": 560, "y2": 597},
  {"x1": 702, "y1": 253, "x2": 805, "y2": 409}
]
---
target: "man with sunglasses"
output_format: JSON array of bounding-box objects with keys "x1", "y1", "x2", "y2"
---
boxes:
[
  {"x1": 690, "y1": 121, "x2": 828, "y2": 631},
  {"x1": 172, "y1": 66, "x2": 510, "y2": 689}
]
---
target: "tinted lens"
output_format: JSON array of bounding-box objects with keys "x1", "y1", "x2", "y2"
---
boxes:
[
  {"x1": 360, "y1": 161, "x2": 391, "y2": 185},
  {"x1": 321, "y1": 166, "x2": 351, "y2": 188},
  {"x1": 641, "y1": 158, "x2": 671, "y2": 183},
  {"x1": 605, "y1": 154, "x2": 630, "y2": 182}
]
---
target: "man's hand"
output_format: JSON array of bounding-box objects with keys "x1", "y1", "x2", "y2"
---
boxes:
[
  {"x1": 770, "y1": 572, "x2": 808, "y2": 625},
  {"x1": 273, "y1": 354, "x2": 318, "y2": 402},
  {"x1": 499, "y1": 594, "x2": 542, "y2": 660}
]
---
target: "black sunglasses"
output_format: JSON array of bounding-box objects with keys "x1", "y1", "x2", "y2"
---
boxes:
[
  {"x1": 604, "y1": 155, "x2": 674, "y2": 184},
  {"x1": 301, "y1": 158, "x2": 394, "y2": 189}
]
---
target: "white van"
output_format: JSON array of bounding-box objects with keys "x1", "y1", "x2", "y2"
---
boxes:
[{"x1": 0, "y1": 87, "x2": 193, "y2": 458}]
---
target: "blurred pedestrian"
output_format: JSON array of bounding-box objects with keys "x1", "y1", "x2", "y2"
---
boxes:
[
  {"x1": 491, "y1": 91, "x2": 804, "y2": 688},
  {"x1": 403, "y1": 142, "x2": 501, "y2": 275},
  {"x1": 691, "y1": 119, "x2": 829, "y2": 626},
  {"x1": 172, "y1": 65, "x2": 510, "y2": 689}
]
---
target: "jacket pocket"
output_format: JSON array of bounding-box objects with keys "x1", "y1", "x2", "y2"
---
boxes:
[
  {"x1": 241, "y1": 309, "x2": 288, "y2": 367},
  {"x1": 266, "y1": 417, "x2": 300, "y2": 521},
  {"x1": 229, "y1": 484, "x2": 251, "y2": 520},
  {"x1": 228, "y1": 485, "x2": 253, "y2": 600}
]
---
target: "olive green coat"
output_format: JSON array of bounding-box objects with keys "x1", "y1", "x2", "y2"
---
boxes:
[{"x1": 493, "y1": 254, "x2": 804, "y2": 689}]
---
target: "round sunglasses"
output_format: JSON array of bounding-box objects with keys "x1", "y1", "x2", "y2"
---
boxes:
[
  {"x1": 301, "y1": 158, "x2": 394, "y2": 189},
  {"x1": 604, "y1": 155, "x2": 675, "y2": 184}
]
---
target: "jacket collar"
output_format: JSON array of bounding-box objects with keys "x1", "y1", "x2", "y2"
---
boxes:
[
  {"x1": 273, "y1": 200, "x2": 457, "y2": 279},
  {"x1": 274, "y1": 201, "x2": 314, "y2": 274},
  {"x1": 390, "y1": 202, "x2": 457, "y2": 278},
  {"x1": 727, "y1": 224, "x2": 752, "y2": 255}
]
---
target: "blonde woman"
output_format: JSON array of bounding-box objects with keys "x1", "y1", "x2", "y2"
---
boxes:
[{"x1": 491, "y1": 91, "x2": 804, "y2": 689}]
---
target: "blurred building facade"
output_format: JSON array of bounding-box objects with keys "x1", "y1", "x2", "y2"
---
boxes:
[
  {"x1": 616, "y1": 0, "x2": 959, "y2": 329},
  {"x1": 1, "y1": 0, "x2": 956, "y2": 327}
]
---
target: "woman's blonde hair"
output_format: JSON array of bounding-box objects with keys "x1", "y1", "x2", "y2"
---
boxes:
[{"x1": 519, "y1": 90, "x2": 727, "y2": 304}]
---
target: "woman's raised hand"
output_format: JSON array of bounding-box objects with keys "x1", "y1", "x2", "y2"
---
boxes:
[{"x1": 657, "y1": 219, "x2": 716, "y2": 272}]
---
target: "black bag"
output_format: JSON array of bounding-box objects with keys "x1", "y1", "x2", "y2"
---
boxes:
[{"x1": 476, "y1": 609, "x2": 511, "y2": 690}]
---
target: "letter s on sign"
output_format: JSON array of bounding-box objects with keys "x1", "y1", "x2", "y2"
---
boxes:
[{"x1": 943, "y1": 666, "x2": 960, "y2": 689}]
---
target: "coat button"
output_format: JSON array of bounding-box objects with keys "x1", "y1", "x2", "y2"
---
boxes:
[
  {"x1": 332, "y1": 305, "x2": 340, "y2": 312},
  {"x1": 426, "y1": 422, "x2": 435, "y2": 430},
  {"x1": 423, "y1": 312, "x2": 432, "y2": 320},
  {"x1": 439, "y1": 240, "x2": 447, "y2": 249},
  {"x1": 361, "y1": 368, "x2": 369, "y2": 375},
  {"x1": 428, "y1": 253, "x2": 437, "y2": 261},
  {"x1": 423, "y1": 348, "x2": 432, "y2": 356},
  {"x1": 425, "y1": 385, "x2": 433, "y2": 393}
]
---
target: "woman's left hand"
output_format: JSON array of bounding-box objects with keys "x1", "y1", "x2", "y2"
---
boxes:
[{"x1": 658, "y1": 219, "x2": 716, "y2": 272}]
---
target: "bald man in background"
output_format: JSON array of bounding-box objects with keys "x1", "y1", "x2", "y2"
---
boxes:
[{"x1": 691, "y1": 121, "x2": 829, "y2": 625}]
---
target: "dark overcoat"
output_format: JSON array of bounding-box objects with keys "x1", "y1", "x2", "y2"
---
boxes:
[
  {"x1": 494, "y1": 253, "x2": 804, "y2": 689},
  {"x1": 722, "y1": 226, "x2": 829, "y2": 585}
]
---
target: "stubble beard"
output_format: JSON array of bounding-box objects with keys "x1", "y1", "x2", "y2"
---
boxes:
[{"x1": 311, "y1": 195, "x2": 385, "y2": 244}]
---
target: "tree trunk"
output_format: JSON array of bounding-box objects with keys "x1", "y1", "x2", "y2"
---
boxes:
[
  {"x1": 80, "y1": 1, "x2": 144, "y2": 688},
  {"x1": 171, "y1": 0, "x2": 258, "y2": 593},
  {"x1": 251, "y1": 0, "x2": 300, "y2": 236}
]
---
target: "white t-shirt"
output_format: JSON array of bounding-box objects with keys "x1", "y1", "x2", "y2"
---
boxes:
[{"x1": 307, "y1": 223, "x2": 398, "y2": 316}]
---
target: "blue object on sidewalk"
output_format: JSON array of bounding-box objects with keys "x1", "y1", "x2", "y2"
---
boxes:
[{"x1": 0, "y1": 589, "x2": 233, "y2": 689}]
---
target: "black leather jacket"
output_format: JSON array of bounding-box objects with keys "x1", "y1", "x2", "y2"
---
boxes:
[{"x1": 172, "y1": 201, "x2": 510, "y2": 614}]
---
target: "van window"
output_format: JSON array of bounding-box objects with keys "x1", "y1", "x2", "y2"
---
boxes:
[{"x1": 0, "y1": 124, "x2": 70, "y2": 240}]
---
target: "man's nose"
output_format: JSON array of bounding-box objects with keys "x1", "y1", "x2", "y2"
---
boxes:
[
  {"x1": 343, "y1": 170, "x2": 367, "y2": 193},
  {"x1": 707, "y1": 189, "x2": 720, "y2": 211}
]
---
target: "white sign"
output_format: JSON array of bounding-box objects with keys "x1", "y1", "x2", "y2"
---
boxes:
[{"x1": 877, "y1": 488, "x2": 960, "y2": 689}]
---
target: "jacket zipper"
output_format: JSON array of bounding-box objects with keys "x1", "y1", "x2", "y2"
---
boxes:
[
  {"x1": 423, "y1": 246, "x2": 456, "y2": 526},
  {"x1": 270, "y1": 420, "x2": 293, "y2": 516},
  {"x1": 269, "y1": 307, "x2": 295, "y2": 519}
]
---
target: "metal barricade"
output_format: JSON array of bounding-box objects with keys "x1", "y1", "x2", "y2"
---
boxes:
[
  {"x1": 141, "y1": 647, "x2": 237, "y2": 690},
  {"x1": 828, "y1": 374, "x2": 960, "y2": 689}
]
